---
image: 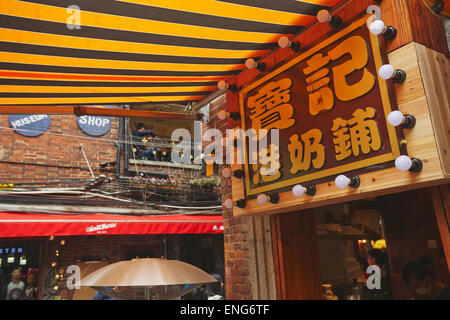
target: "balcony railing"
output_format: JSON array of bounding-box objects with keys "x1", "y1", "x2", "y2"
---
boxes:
[{"x1": 128, "y1": 137, "x2": 201, "y2": 170}]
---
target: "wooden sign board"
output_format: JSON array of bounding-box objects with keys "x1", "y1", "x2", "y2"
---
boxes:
[
  {"x1": 238, "y1": 15, "x2": 401, "y2": 197},
  {"x1": 230, "y1": 15, "x2": 450, "y2": 216}
]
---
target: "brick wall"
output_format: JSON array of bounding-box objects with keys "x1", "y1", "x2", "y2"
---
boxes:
[
  {"x1": 0, "y1": 113, "x2": 203, "y2": 187},
  {"x1": 208, "y1": 95, "x2": 254, "y2": 300},
  {"x1": 0, "y1": 114, "x2": 119, "y2": 182}
]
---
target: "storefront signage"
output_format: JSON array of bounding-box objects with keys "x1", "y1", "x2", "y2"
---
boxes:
[
  {"x1": 9, "y1": 114, "x2": 50, "y2": 137},
  {"x1": 238, "y1": 15, "x2": 401, "y2": 196},
  {"x1": 77, "y1": 114, "x2": 111, "y2": 136},
  {"x1": 85, "y1": 223, "x2": 117, "y2": 234}
]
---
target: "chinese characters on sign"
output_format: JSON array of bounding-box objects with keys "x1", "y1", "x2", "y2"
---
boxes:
[{"x1": 239, "y1": 15, "x2": 401, "y2": 196}]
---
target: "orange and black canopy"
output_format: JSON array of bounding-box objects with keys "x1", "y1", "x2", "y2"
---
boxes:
[{"x1": 0, "y1": 0, "x2": 344, "y2": 106}]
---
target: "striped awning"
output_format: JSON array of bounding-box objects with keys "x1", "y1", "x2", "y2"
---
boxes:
[{"x1": 0, "y1": 0, "x2": 345, "y2": 106}]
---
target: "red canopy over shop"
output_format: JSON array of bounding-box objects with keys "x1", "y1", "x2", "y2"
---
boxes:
[{"x1": 0, "y1": 212, "x2": 223, "y2": 237}]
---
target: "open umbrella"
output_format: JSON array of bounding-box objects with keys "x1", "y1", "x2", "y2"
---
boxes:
[{"x1": 81, "y1": 258, "x2": 217, "y2": 300}]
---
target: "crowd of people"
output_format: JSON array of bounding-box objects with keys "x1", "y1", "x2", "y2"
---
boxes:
[{"x1": 2, "y1": 267, "x2": 38, "y2": 300}]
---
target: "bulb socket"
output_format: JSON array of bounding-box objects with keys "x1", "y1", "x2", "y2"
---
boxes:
[
  {"x1": 290, "y1": 41, "x2": 301, "y2": 52},
  {"x1": 392, "y1": 69, "x2": 407, "y2": 83},
  {"x1": 349, "y1": 175, "x2": 361, "y2": 188},
  {"x1": 233, "y1": 169, "x2": 244, "y2": 179},
  {"x1": 329, "y1": 15, "x2": 342, "y2": 27},
  {"x1": 269, "y1": 194, "x2": 279, "y2": 204},
  {"x1": 402, "y1": 114, "x2": 416, "y2": 129},
  {"x1": 229, "y1": 112, "x2": 241, "y2": 121},
  {"x1": 237, "y1": 199, "x2": 246, "y2": 208},
  {"x1": 383, "y1": 26, "x2": 397, "y2": 40},
  {"x1": 409, "y1": 158, "x2": 423, "y2": 172},
  {"x1": 305, "y1": 185, "x2": 317, "y2": 196},
  {"x1": 256, "y1": 61, "x2": 266, "y2": 72}
]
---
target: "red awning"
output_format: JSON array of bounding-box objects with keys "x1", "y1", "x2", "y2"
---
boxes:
[{"x1": 0, "y1": 212, "x2": 223, "y2": 237}]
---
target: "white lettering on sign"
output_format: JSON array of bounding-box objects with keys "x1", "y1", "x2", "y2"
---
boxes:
[
  {"x1": 79, "y1": 116, "x2": 110, "y2": 127},
  {"x1": 85, "y1": 223, "x2": 117, "y2": 233},
  {"x1": 11, "y1": 115, "x2": 48, "y2": 128}
]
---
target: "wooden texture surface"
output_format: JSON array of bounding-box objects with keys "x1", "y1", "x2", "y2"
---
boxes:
[
  {"x1": 430, "y1": 185, "x2": 450, "y2": 275},
  {"x1": 247, "y1": 215, "x2": 277, "y2": 299},
  {"x1": 231, "y1": 43, "x2": 449, "y2": 217},
  {"x1": 270, "y1": 210, "x2": 323, "y2": 300},
  {"x1": 416, "y1": 44, "x2": 450, "y2": 177}
]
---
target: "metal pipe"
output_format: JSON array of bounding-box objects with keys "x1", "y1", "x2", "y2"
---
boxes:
[
  {"x1": 124, "y1": 107, "x2": 130, "y2": 173},
  {"x1": 116, "y1": 115, "x2": 124, "y2": 178}
]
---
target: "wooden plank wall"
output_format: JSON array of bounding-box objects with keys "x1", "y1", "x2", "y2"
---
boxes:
[
  {"x1": 416, "y1": 44, "x2": 450, "y2": 177},
  {"x1": 247, "y1": 215, "x2": 277, "y2": 299},
  {"x1": 270, "y1": 210, "x2": 323, "y2": 299}
]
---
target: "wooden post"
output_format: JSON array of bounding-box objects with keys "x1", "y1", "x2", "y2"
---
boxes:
[
  {"x1": 270, "y1": 210, "x2": 323, "y2": 299},
  {"x1": 430, "y1": 185, "x2": 450, "y2": 275}
]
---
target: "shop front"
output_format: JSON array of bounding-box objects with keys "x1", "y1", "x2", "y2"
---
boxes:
[
  {"x1": 0, "y1": 213, "x2": 224, "y2": 300},
  {"x1": 219, "y1": 0, "x2": 450, "y2": 300}
]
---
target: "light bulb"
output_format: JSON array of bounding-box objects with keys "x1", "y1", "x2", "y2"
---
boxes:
[
  {"x1": 218, "y1": 110, "x2": 229, "y2": 120},
  {"x1": 245, "y1": 58, "x2": 258, "y2": 69},
  {"x1": 369, "y1": 20, "x2": 397, "y2": 40},
  {"x1": 387, "y1": 110, "x2": 404, "y2": 126},
  {"x1": 222, "y1": 167, "x2": 232, "y2": 178},
  {"x1": 292, "y1": 184, "x2": 306, "y2": 197},
  {"x1": 395, "y1": 155, "x2": 412, "y2": 171},
  {"x1": 379, "y1": 64, "x2": 395, "y2": 80},
  {"x1": 278, "y1": 36, "x2": 301, "y2": 51},
  {"x1": 394, "y1": 155, "x2": 423, "y2": 172},
  {"x1": 224, "y1": 199, "x2": 234, "y2": 209},
  {"x1": 317, "y1": 9, "x2": 331, "y2": 23},
  {"x1": 379, "y1": 64, "x2": 407, "y2": 83},
  {"x1": 387, "y1": 110, "x2": 416, "y2": 128},
  {"x1": 245, "y1": 58, "x2": 265, "y2": 72},
  {"x1": 369, "y1": 20, "x2": 386, "y2": 35},
  {"x1": 278, "y1": 36, "x2": 291, "y2": 48},
  {"x1": 257, "y1": 194, "x2": 268, "y2": 205},
  {"x1": 217, "y1": 80, "x2": 228, "y2": 90},
  {"x1": 335, "y1": 175, "x2": 351, "y2": 189},
  {"x1": 317, "y1": 10, "x2": 341, "y2": 27}
]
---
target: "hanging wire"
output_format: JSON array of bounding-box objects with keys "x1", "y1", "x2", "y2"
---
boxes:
[{"x1": 0, "y1": 116, "x2": 221, "y2": 213}]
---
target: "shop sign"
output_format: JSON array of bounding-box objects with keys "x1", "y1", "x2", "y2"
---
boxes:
[
  {"x1": 9, "y1": 114, "x2": 50, "y2": 137},
  {"x1": 77, "y1": 114, "x2": 111, "y2": 136},
  {"x1": 85, "y1": 222, "x2": 117, "y2": 234},
  {"x1": 77, "y1": 105, "x2": 113, "y2": 136},
  {"x1": 238, "y1": 15, "x2": 402, "y2": 196}
]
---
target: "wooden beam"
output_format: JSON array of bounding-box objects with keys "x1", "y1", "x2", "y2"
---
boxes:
[
  {"x1": 0, "y1": 106, "x2": 200, "y2": 120},
  {"x1": 430, "y1": 185, "x2": 450, "y2": 275}
]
